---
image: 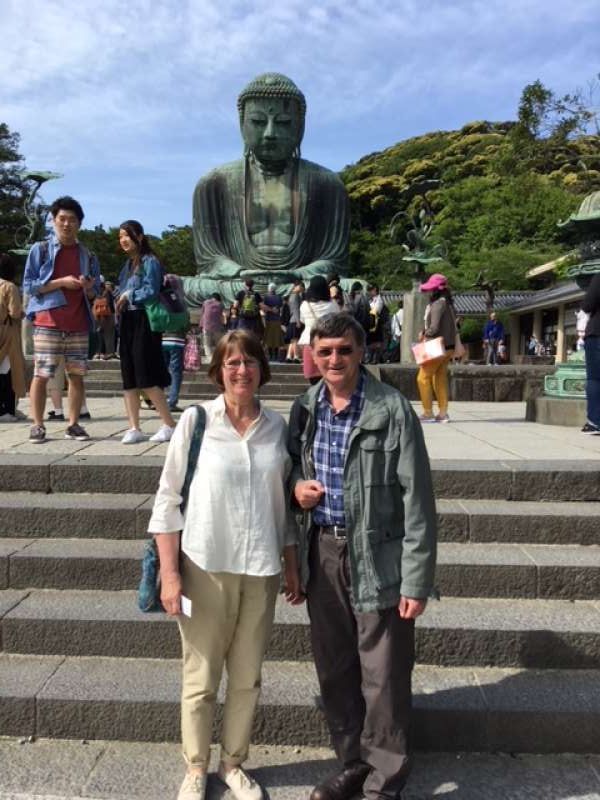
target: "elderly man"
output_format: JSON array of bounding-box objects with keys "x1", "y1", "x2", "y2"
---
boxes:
[{"x1": 288, "y1": 313, "x2": 437, "y2": 800}]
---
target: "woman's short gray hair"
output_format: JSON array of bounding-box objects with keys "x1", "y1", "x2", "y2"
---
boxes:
[{"x1": 310, "y1": 313, "x2": 366, "y2": 348}]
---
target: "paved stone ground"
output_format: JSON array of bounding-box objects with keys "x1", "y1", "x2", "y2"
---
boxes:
[
  {"x1": 0, "y1": 738, "x2": 599, "y2": 800},
  {"x1": 2, "y1": 398, "x2": 599, "y2": 461}
]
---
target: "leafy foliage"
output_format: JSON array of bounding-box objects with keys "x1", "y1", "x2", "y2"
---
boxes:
[
  {"x1": 0, "y1": 123, "x2": 26, "y2": 252},
  {"x1": 341, "y1": 79, "x2": 600, "y2": 290},
  {"x1": 78, "y1": 226, "x2": 122, "y2": 282},
  {"x1": 154, "y1": 225, "x2": 195, "y2": 276}
]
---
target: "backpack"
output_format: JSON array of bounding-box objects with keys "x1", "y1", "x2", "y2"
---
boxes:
[
  {"x1": 137, "y1": 405, "x2": 206, "y2": 612},
  {"x1": 368, "y1": 307, "x2": 379, "y2": 333},
  {"x1": 369, "y1": 302, "x2": 390, "y2": 335},
  {"x1": 241, "y1": 292, "x2": 258, "y2": 318},
  {"x1": 93, "y1": 295, "x2": 112, "y2": 319},
  {"x1": 352, "y1": 295, "x2": 371, "y2": 332}
]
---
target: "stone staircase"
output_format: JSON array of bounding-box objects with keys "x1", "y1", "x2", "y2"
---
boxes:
[
  {"x1": 1, "y1": 457, "x2": 599, "y2": 753},
  {"x1": 82, "y1": 359, "x2": 307, "y2": 401}
]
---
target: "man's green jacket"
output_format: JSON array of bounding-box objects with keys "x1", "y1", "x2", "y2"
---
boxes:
[{"x1": 287, "y1": 369, "x2": 437, "y2": 612}]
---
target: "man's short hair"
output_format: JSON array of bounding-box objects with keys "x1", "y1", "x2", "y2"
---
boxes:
[
  {"x1": 50, "y1": 196, "x2": 84, "y2": 223},
  {"x1": 310, "y1": 312, "x2": 366, "y2": 349}
]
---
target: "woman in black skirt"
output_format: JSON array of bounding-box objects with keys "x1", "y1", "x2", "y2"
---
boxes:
[{"x1": 115, "y1": 220, "x2": 176, "y2": 444}]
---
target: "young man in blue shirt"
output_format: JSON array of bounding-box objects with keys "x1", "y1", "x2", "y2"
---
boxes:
[{"x1": 23, "y1": 196, "x2": 100, "y2": 443}]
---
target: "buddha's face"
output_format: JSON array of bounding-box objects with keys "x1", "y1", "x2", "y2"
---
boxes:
[{"x1": 241, "y1": 97, "x2": 302, "y2": 165}]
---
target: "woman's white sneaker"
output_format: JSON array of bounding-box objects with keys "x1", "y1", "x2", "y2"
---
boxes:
[
  {"x1": 150, "y1": 424, "x2": 175, "y2": 443},
  {"x1": 121, "y1": 428, "x2": 147, "y2": 444},
  {"x1": 217, "y1": 764, "x2": 264, "y2": 800},
  {"x1": 177, "y1": 771, "x2": 207, "y2": 800}
]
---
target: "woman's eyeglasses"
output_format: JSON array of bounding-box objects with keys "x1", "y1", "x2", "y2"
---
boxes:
[{"x1": 223, "y1": 358, "x2": 260, "y2": 370}]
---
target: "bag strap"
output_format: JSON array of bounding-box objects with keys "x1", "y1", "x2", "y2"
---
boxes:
[{"x1": 180, "y1": 404, "x2": 206, "y2": 514}]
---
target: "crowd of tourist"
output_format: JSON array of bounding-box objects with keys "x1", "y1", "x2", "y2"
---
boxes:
[{"x1": 0, "y1": 194, "x2": 404, "y2": 444}]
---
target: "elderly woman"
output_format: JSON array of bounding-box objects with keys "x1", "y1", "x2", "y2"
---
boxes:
[
  {"x1": 148, "y1": 330, "x2": 300, "y2": 800},
  {"x1": 0, "y1": 253, "x2": 26, "y2": 421},
  {"x1": 417, "y1": 273, "x2": 457, "y2": 423}
]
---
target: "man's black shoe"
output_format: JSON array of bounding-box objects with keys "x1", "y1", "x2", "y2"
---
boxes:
[
  {"x1": 581, "y1": 422, "x2": 599, "y2": 434},
  {"x1": 310, "y1": 763, "x2": 371, "y2": 800}
]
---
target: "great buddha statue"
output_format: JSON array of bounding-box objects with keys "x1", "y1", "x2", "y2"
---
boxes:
[{"x1": 183, "y1": 73, "x2": 350, "y2": 305}]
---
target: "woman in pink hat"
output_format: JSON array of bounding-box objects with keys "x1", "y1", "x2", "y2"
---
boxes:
[{"x1": 417, "y1": 273, "x2": 457, "y2": 423}]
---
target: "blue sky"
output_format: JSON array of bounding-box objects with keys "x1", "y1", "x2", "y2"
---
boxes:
[{"x1": 2, "y1": 0, "x2": 599, "y2": 236}]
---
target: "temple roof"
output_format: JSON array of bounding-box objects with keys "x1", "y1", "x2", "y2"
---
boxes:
[
  {"x1": 381, "y1": 290, "x2": 536, "y2": 316},
  {"x1": 505, "y1": 281, "x2": 584, "y2": 312},
  {"x1": 558, "y1": 190, "x2": 600, "y2": 229}
]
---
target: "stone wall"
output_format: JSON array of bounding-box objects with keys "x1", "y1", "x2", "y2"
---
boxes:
[{"x1": 378, "y1": 364, "x2": 556, "y2": 402}]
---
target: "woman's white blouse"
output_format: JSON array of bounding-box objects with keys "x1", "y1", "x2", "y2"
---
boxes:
[
  {"x1": 298, "y1": 299, "x2": 340, "y2": 345},
  {"x1": 148, "y1": 395, "x2": 297, "y2": 576}
]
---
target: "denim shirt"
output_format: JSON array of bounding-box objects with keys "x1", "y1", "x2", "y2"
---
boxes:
[
  {"x1": 117, "y1": 255, "x2": 163, "y2": 309},
  {"x1": 23, "y1": 237, "x2": 101, "y2": 328}
]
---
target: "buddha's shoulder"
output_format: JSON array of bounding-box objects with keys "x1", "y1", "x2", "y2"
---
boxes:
[
  {"x1": 195, "y1": 160, "x2": 244, "y2": 191},
  {"x1": 299, "y1": 158, "x2": 341, "y2": 179}
]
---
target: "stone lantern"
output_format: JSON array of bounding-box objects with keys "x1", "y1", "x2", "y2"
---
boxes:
[{"x1": 543, "y1": 190, "x2": 600, "y2": 400}]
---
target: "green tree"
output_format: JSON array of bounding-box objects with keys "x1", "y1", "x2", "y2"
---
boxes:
[
  {"x1": 0, "y1": 123, "x2": 26, "y2": 252},
  {"x1": 78, "y1": 225, "x2": 122, "y2": 282},
  {"x1": 154, "y1": 225, "x2": 195, "y2": 276}
]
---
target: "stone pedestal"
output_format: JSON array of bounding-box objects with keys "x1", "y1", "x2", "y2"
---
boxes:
[
  {"x1": 525, "y1": 396, "x2": 586, "y2": 426},
  {"x1": 400, "y1": 285, "x2": 428, "y2": 364}
]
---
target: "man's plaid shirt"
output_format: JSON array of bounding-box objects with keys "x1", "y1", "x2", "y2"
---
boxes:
[{"x1": 313, "y1": 372, "x2": 366, "y2": 526}]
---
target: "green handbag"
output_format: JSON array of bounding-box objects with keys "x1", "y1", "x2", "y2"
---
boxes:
[{"x1": 144, "y1": 283, "x2": 189, "y2": 333}]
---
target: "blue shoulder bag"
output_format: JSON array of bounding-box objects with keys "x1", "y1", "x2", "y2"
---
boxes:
[{"x1": 137, "y1": 405, "x2": 206, "y2": 612}]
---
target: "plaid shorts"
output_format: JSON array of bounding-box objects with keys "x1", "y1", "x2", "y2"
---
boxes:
[{"x1": 33, "y1": 327, "x2": 89, "y2": 379}]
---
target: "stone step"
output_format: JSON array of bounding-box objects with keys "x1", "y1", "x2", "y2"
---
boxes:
[
  {"x1": 84, "y1": 360, "x2": 305, "y2": 374},
  {"x1": 1, "y1": 493, "x2": 598, "y2": 545},
  {"x1": 84, "y1": 386, "x2": 303, "y2": 400},
  {"x1": 1, "y1": 653, "x2": 598, "y2": 752},
  {"x1": 2, "y1": 743, "x2": 600, "y2": 800},
  {"x1": 2, "y1": 455, "x2": 599, "y2": 500},
  {"x1": 2, "y1": 590, "x2": 599, "y2": 669},
  {"x1": 84, "y1": 371, "x2": 308, "y2": 385},
  {"x1": 2, "y1": 538, "x2": 598, "y2": 601}
]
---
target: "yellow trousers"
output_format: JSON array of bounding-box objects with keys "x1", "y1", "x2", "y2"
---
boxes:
[
  {"x1": 178, "y1": 555, "x2": 280, "y2": 769},
  {"x1": 417, "y1": 351, "x2": 453, "y2": 416}
]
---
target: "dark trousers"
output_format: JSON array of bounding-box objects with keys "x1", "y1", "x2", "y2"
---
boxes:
[
  {"x1": 0, "y1": 371, "x2": 16, "y2": 416},
  {"x1": 307, "y1": 530, "x2": 415, "y2": 800},
  {"x1": 163, "y1": 347, "x2": 183, "y2": 407},
  {"x1": 585, "y1": 335, "x2": 600, "y2": 428}
]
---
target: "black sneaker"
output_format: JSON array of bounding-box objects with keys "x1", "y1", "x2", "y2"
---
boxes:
[
  {"x1": 46, "y1": 410, "x2": 64, "y2": 421},
  {"x1": 65, "y1": 423, "x2": 90, "y2": 441},
  {"x1": 581, "y1": 422, "x2": 600, "y2": 434},
  {"x1": 79, "y1": 411, "x2": 92, "y2": 420},
  {"x1": 29, "y1": 424, "x2": 46, "y2": 443},
  {"x1": 169, "y1": 404, "x2": 183, "y2": 413}
]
